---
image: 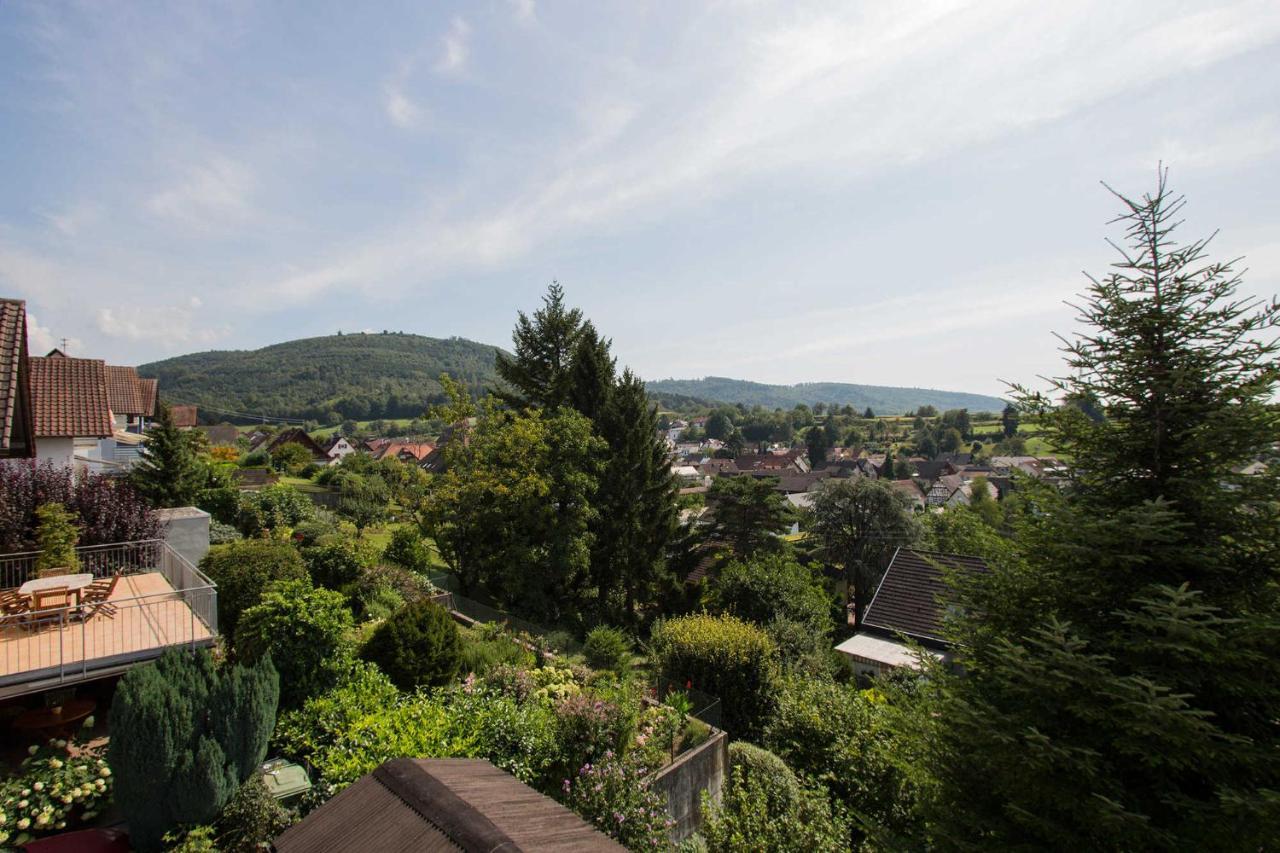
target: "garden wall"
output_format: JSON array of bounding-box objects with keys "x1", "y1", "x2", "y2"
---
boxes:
[
  {"x1": 648, "y1": 726, "x2": 728, "y2": 843},
  {"x1": 156, "y1": 506, "x2": 211, "y2": 568}
]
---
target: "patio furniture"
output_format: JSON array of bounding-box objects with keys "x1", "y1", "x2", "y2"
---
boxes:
[
  {"x1": 19, "y1": 573, "x2": 95, "y2": 604},
  {"x1": 0, "y1": 588, "x2": 30, "y2": 626},
  {"x1": 37, "y1": 566, "x2": 71, "y2": 579},
  {"x1": 80, "y1": 572, "x2": 121, "y2": 619}
]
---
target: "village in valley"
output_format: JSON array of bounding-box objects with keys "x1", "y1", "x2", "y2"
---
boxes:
[{"x1": 2, "y1": 3, "x2": 1278, "y2": 851}]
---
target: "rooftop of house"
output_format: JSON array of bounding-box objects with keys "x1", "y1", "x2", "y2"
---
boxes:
[
  {"x1": 104, "y1": 365, "x2": 156, "y2": 417},
  {"x1": 0, "y1": 299, "x2": 33, "y2": 455},
  {"x1": 29, "y1": 353, "x2": 114, "y2": 439},
  {"x1": 861, "y1": 548, "x2": 989, "y2": 647},
  {"x1": 274, "y1": 758, "x2": 626, "y2": 853}
]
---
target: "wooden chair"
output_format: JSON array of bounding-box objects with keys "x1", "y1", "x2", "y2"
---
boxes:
[
  {"x1": 0, "y1": 589, "x2": 29, "y2": 627},
  {"x1": 36, "y1": 566, "x2": 71, "y2": 580},
  {"x1": 80, "y1": 572, "x2": 120, "y2": 619},
  {"x1": 31, "y1": 586, "x2": 71, "y2": 614}
]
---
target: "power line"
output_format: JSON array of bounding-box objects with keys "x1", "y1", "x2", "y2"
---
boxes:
[{"x1": 162, "y1": 398, "x2": 308, "y2": 425}]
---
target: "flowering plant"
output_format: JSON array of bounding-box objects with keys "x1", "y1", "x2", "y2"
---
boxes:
[
  {"x1": 562, "y1": 751, "x2": 672, "y2": 849},
  {"x1": 0, "y1": 724, "x2": 113, "y2": 847}
]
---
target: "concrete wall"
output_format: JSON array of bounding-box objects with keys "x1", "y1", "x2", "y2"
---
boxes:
[
  {"x1": 156, "y1": 506, "x2": 211, "y2": 568},
  {"x1": 648, "y1": 727, "x2": 729, "y2": 843},
  {"x1": 34, "y1": 436, "x2": 73, "y2": 469}
]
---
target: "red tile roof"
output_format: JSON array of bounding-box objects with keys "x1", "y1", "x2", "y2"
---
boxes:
[
  {"x1": 105, "y1": 366, "x2": 149, "y2": 416},
  {"x1": 29, "y1": 355, "x2": 113, "y2": 438}
]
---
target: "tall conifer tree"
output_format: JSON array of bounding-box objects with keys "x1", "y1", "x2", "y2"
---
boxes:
[{"x1": 904, "y1": 172, "x2": 1280, "y2": 849}]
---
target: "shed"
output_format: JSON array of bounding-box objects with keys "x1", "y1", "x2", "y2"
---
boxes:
[{"x1": 274, "y1": 758, "x2": 627, "y2": 853}]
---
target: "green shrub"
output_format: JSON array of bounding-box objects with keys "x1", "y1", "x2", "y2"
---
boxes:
[
  {"x1": 703, "y1": 553, "x2": 834, "y2": 635},
  {"x1": 583, "y1": 625, "x2": 631, "y2": 673},
  {"x1": 197, "y1": 483, "x2": 241, "y2": 526},
  {"x1": 701, "y1": 757, "x2": 849, "y2": 853},
  {"x1": 34, "y1": 503, "x2": 80, "y2": 574},
  {"x1": 360, "y1": 600, "x2": 462, "y2": 691},
  {"x1": 562, "y1": 751, "x2": 671, "y2": 849},
  {"x1": 291, "y1": 520, "x2": 332, "y2": 547},
  {"x1": 108, "y1": 649, "x2": 279, "y2": 852},
  {"x1": 650, "y1": 613, "x2": 781, "y2": 738},
  {"x1": 354, "y1": 582, "x2": 405, "y2": 622},
  {"x1": 302, "y1": 540, "x2": 367, "y2": 590},
  {"x1": 236, "y1": 579, "x2": 356, "y2": 709},
  {"x1": 552, "y1": 693, "x2": 636, "y2": 783},
  {"x1": 236, "y1": 484, "x2": 315, "y2": 536},
  {"x1": 346, "y1": 562, "x2": 436, "y2": 615},
  {"x1": 209, "y1": 520, "x2": 243, "y2": 545},
  {"x1": 200, "y1": 540, "x2": 307, "y2": 638},
  {"x1": 273, "y1": 663, "x2": 399, "y2": 765},
  {"x1": 215, "y1": 776, "x2": 293, "y2": 853},
  {"x1": 459, "y1": 627, "x2": 535, "y2": 675},
  {"x1": 382, "y1": 526, "x2": 433, "y2": 574},
  {"x1": 763, "y1": 677, "x2": 910, "y2": 835}
]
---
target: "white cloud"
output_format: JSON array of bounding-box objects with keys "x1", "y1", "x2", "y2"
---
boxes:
[
  {"x1": 41, "y1": 202, "x2": 101, "y2": 237},
  {"x1": 507, "y1": 0, "x2": 535, "y2": 24},
  {"x1": 434, "y1": 17, "x2": 471, "y2": 75},
  {"x1": 1148, "y1": 117, "x2": 1280, "y2": 172},
  {"x1": 247, "y1": 1, "x2": 1280, "y2": 308},
  {"x1": 147, "y1": 156, "x2": 255, "y2": 224},
  {"x1": 26, "y1": 312, "x2": 81, "y2": 356},
  {"x1": 96, "y1": 304, "x2": 229, "y2": 347},
  {"x1": 385, "y1": 87, "x2": 421, "y2": 128}
]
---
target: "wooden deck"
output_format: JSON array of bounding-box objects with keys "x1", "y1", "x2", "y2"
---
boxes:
[{"x1": 0, "y1": 572, "x2": 214, "y2": 692}]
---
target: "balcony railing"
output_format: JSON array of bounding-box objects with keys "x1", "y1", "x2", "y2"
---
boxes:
[{"x1": 0, "y1": 540, "x2": 217, "y2": 697}]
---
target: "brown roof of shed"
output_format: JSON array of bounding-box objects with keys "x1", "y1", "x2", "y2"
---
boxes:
[
  {"x1": 0, "y1": 300, "x2": 35, "y2": 455},
  {"x1": 862, "y1": 548, "x2": 988, "y2": 646},
  {"x1": 29, "y1": 354, "x2": 113, "y2": 438},
  {"x1": 274, "y1": 758, "x2": 627, "y2": 853},
  {"x1": 170, "y1": 404, "x2": 198, "y2": 428}
]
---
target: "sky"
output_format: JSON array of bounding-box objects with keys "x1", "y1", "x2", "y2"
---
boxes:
[{"x1": 1, "y1": 0, "x2": 1278, "y2": 398}]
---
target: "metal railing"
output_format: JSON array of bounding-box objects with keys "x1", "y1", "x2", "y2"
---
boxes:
[
  {"x1": 0, "y1": 540, "x2": 218, "y2": 692},
  {"x1": 0, "y1": 540, "x2": 170, "y2": 589}
]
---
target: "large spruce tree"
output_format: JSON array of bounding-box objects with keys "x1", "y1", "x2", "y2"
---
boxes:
[
  {"x1": 908, "y1": 173, "x2": 1280, "y2": 849},
  {"x1": 493, "y1": 281, "x2": 584, "y2": 410},
  {"x1": 485, "y1": 283, "x2": 681, "y2": 626},
  {"x1": 130, "y1": 402, "x2": 206, "y2": 508}
]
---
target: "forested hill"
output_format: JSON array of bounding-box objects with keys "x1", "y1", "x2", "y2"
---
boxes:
[
  {"x1": 646, "y1": 376, "x2": 1006, "y2": 414},
  {"x1": 139, "y1": 333, "x2": 505, "y2": 423}
]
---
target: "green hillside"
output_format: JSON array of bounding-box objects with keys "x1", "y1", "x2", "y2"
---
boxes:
[
  {"x1": 646, "y1": 376, "x2": 1006, "y2": 414},
  {"x1": 139, "y1": 332, "x2": 504, "y2": 423}
]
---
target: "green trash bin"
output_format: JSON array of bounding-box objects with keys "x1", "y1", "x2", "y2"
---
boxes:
[{"x1": 259, "y1": 758, "x2": 311, "y2": 803}]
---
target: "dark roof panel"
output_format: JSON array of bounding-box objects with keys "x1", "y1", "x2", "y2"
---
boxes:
[
  {"x1": 275, "y1": 759, "x2": 626, "y2": 853},
  {"x1": 862, "y1": 548, "x2": 989, "y2": 644},
  {"x1": 0, "y1": 299, "x2": 34, "y2": 454}
]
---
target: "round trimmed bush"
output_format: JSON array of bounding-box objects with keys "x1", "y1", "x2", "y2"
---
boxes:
[
  {"x1": 200, "y1": 540, "x2": 307, "y2": 637},
  {"x1": 583, "y1": 625, "x2": 631, "y2": 673},
  {"x1": 360, "y1": 600, "x2": 462, "y2": 691},
  {"x1": 650, "y1": 613, "x2": 780, "y2": 738},
  {"x1": 302, "y1": 540, "x2": 367, "y2": 590}
]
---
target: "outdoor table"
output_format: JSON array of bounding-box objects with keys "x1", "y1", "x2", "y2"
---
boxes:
[
  {"x1": 18, "y1": 573, "x2": 95, "y2": 605},
  {"x1": 13, "y1": 697, "x2": 97, "y2": 735}
]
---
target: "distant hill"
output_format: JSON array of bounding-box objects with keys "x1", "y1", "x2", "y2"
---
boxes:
[
  {"x1": 139, "y1": 333, "x2": 505, "y2": 423},
  {"x1": 646, "y1": 376, "x2": 1006, "y2": 414}
]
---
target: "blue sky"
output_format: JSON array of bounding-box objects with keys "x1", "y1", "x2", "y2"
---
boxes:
[{"x1": 1, "y1": 1, "x2": 1277, "y2": 397}]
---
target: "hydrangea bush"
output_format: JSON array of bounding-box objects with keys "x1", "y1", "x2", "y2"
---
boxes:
[{"x1": 0, "y1": 727, "x2": 113, "y2": 848}]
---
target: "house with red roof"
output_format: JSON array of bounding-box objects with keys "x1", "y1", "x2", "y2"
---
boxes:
[{"x1": 29, "y1": 351, "x2": 115, "y2": 472}]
